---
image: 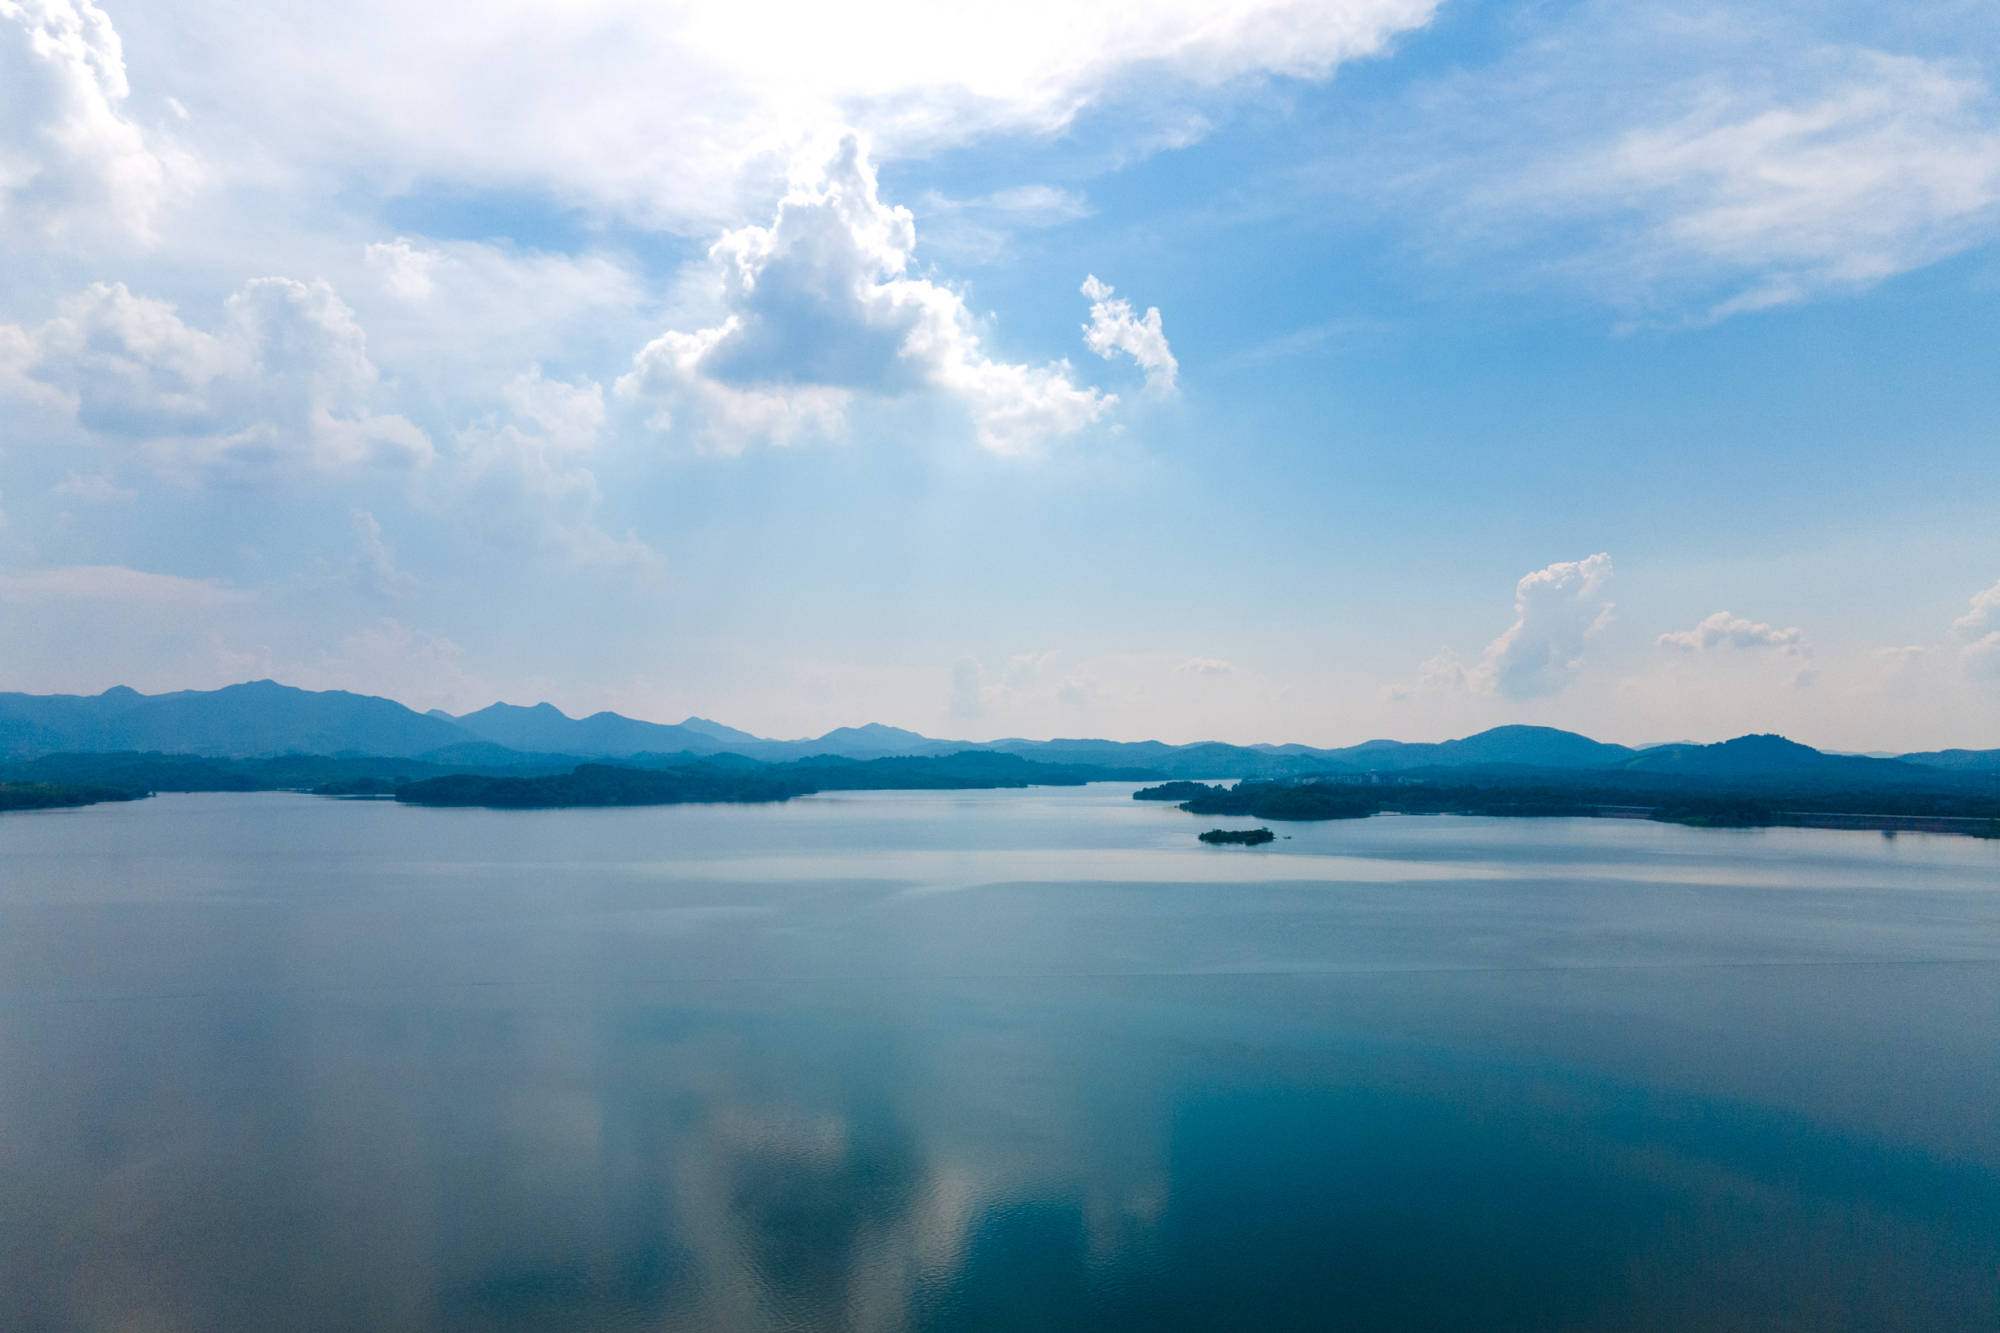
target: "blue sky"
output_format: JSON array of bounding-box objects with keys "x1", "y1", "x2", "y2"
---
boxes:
[{"x1": 3, "y1": 0, "x2": 1999, "y2": 749}]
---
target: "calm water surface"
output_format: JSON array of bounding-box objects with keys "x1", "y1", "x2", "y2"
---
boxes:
[{"x1": 2, "y1": 787, "x2": 1998, "y2": 1330}]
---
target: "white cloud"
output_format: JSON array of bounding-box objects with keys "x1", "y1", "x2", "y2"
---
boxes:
[
  {"x1": 976, "y1": 185, "x2": 1093, "y2": 223},
  {"x1": 1953, "y1": 578, "x2": 2000, "y2": 682},
  {"x1": 10, "y1": 278, "x2": 431, "y2": 482},
  {"x1": 915, "y1": 185, "x2": 1095, "y2": 261},
  {"x1": 1367, "y1": 22, "x2": 2000, "y2": 321},
  {"x1": 346, "y1": 509, "x2": 416, "y2": 599},
  {"x1": 0, "y1": 563, "x2": 243, "y2": 605},
  {"x1": 1952, "y1": 577, "x2": 2000, "y2": 639},
  {"x1": 455, "y1": 365, "x2": 606, "y2": 500},
  {"x1": 365, "y1": 237, "x2": 440, "y2": 302},
  {"x1": 1175, "y1": 656, "x2": 1236, "y2": 677},
  {"x1": 1081, "y1": 275, "x2": 1178, "y2": 393},
  {"x1": 1658, "y1": 610, "x2": 1807, "y2": 655},
  {"x1": 0, "y1": 0, "x2": 192, "y2": 246},
  {"x1": 921, "y1": 184, "x2": 1093, "y2": 227},
  {"x1": 619, "y1": 135, "x2": 1112, "y2": 455},
  {"x1": 351, "y1": 237, "x2": 648, "y2": 394},
  {"x1": 0, "y1": 321, "x2": 67, "y2": 413},
  {"x1": 1595, "y1": 50, "x2": 2000, "y2": 316},
  {"x1": 1476, "y1": 553, "x2": 1615, "y2": 698},
  {"x1": 131, "y1": 0, "x2": 1440, "y2": 233},
  {"x1": 1965, "y1": 633, "x2": 2000, "y2": 681},
  {"x1": 453, "y1": 365, "x2": 661, "y2": 574}
]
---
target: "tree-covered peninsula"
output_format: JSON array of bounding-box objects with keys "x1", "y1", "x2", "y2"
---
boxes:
[{"x1": 0, "y1": 782, "x2": 146, "y2": 814}]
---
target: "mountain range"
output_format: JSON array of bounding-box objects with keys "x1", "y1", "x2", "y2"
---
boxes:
[{"x1": 1, "y1": 680, "x2": 1995, "y2": 779}]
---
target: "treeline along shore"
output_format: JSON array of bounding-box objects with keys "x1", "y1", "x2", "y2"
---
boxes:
[
  {"x1": 0, "y1": 750, "x2": 1157, "y2": 813},
  {"x1": 3, "y1": 746, "x2": 1997, "y2": 840},
  {"x1": 1137, "y1": 775, "x2": 2000, "y2": 838}
]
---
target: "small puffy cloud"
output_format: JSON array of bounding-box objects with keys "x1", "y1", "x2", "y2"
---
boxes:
[
  {"x1": 1478, "y1": 552, "x2": 1615, "y2": 698},
  {"x1": 1952, "y1": 578, "x2": 2000, "y2": 640},
  {"x1": 619, "y1": 134, "x2": 1111, "y2": 456},
  {"x1": 1658, "y1": 611, "x2": 1808, "y2": 656},
  {"x1": 1175, "y1": 656, "x2": 1235, "y2": 678},
  {"x1": 1407, "y1": 649, "x2": 1469, "y2": 695},
  {"x1": 365, "y1": 237, "x2": 440, "y2": 302},
  {"x1": 1081, "y1": 276, "x2": 1178, "y2": 394},
  {"x1": 1954, "y1": 578, "x2": 2000, "y2": 681},
  {"x1": 9, "y1": 278, "x2": 431, "y2": 481},
  {"x1": 0, "y1": 0, "x2": 192, "y2": 246}
]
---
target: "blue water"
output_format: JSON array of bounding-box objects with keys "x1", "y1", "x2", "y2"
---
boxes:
[{"x1": 2, "y1": 787, "x2": 1997, "y2": 1329}]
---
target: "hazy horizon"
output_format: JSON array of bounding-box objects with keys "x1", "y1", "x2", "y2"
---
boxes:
[{"x1": 0, "y1": 675, "x2": 1975, "y2": 756}]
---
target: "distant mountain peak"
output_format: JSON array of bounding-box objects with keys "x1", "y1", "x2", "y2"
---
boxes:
[
  {"x1": 461, "y1": 700, "x2": 573, "y2": 720},
  {"x1": 1714, "y1": 733, "x2": 1818, "y2": 754},
  {"x1": 821, "y1": 722, "x2": 927, "y2": 741},
  {"x1": 675, "y1": 717, "x2": 764, "y2": 744}
]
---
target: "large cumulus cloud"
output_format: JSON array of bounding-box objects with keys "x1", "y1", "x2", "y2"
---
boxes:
[
  {"x1": 0, "y1": 0, "x2": 190, "y2": 246},
  {"x1": 619, "y1": 136, "x2": 1113, "y2": 455},
  {"x1": 1475, "y1": 553, "x2": 1616, "y2": 698},
  {"x1": 5, "y1": 277, "x2": 431, "y2": 481}
]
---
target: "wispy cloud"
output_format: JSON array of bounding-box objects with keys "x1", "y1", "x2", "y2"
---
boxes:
[
  {"x1": 0, "y1": 563, "x2": 245, "y2": 605},
  {"x1": 1306, "y1": 3, "x2": 2000, "y2": 321}
]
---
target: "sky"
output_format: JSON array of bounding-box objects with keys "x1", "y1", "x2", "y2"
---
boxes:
[{"x1": 2, "y1": 0, "x2": 1999, "y2": 751}]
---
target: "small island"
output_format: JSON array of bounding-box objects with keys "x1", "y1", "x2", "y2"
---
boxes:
[{"x1": 1199, "y1": 827, "x2": 1275, "y2": 845}]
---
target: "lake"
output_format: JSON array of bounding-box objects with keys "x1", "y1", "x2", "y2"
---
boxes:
[{"x1": 2, "y1": 786, "x2": 1997, "y2": 1330}]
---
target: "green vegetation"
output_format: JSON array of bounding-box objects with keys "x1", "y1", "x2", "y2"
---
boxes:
[
  {"x1": 1168, "y1": 774, "x2": 2000, "y2": 838},
  {"x1": 396, "y1": 752, "x2": 1149, "y2": 809},
  {"x1": 0, "y1": 751, "x2": 567, "y2": 793},
  {"x1": 1199, "y1": 827, "x2": 1275, "y2": 845},
  {"x1": 1133, "y1": 781, "x2": 1221, "y2": 801},
  {"x1": 397, "y1": 764, "x2": 804, "y2": 808},
  {"x1": 0, "y1": 782, "x2": 146, "y2": 813},
  {"x1": 1179, "y1": 782, "x2": 1383, "y2": 821},
  {"x1": 10, "y1": 739, "x2": 1999, "y2": 838}
]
